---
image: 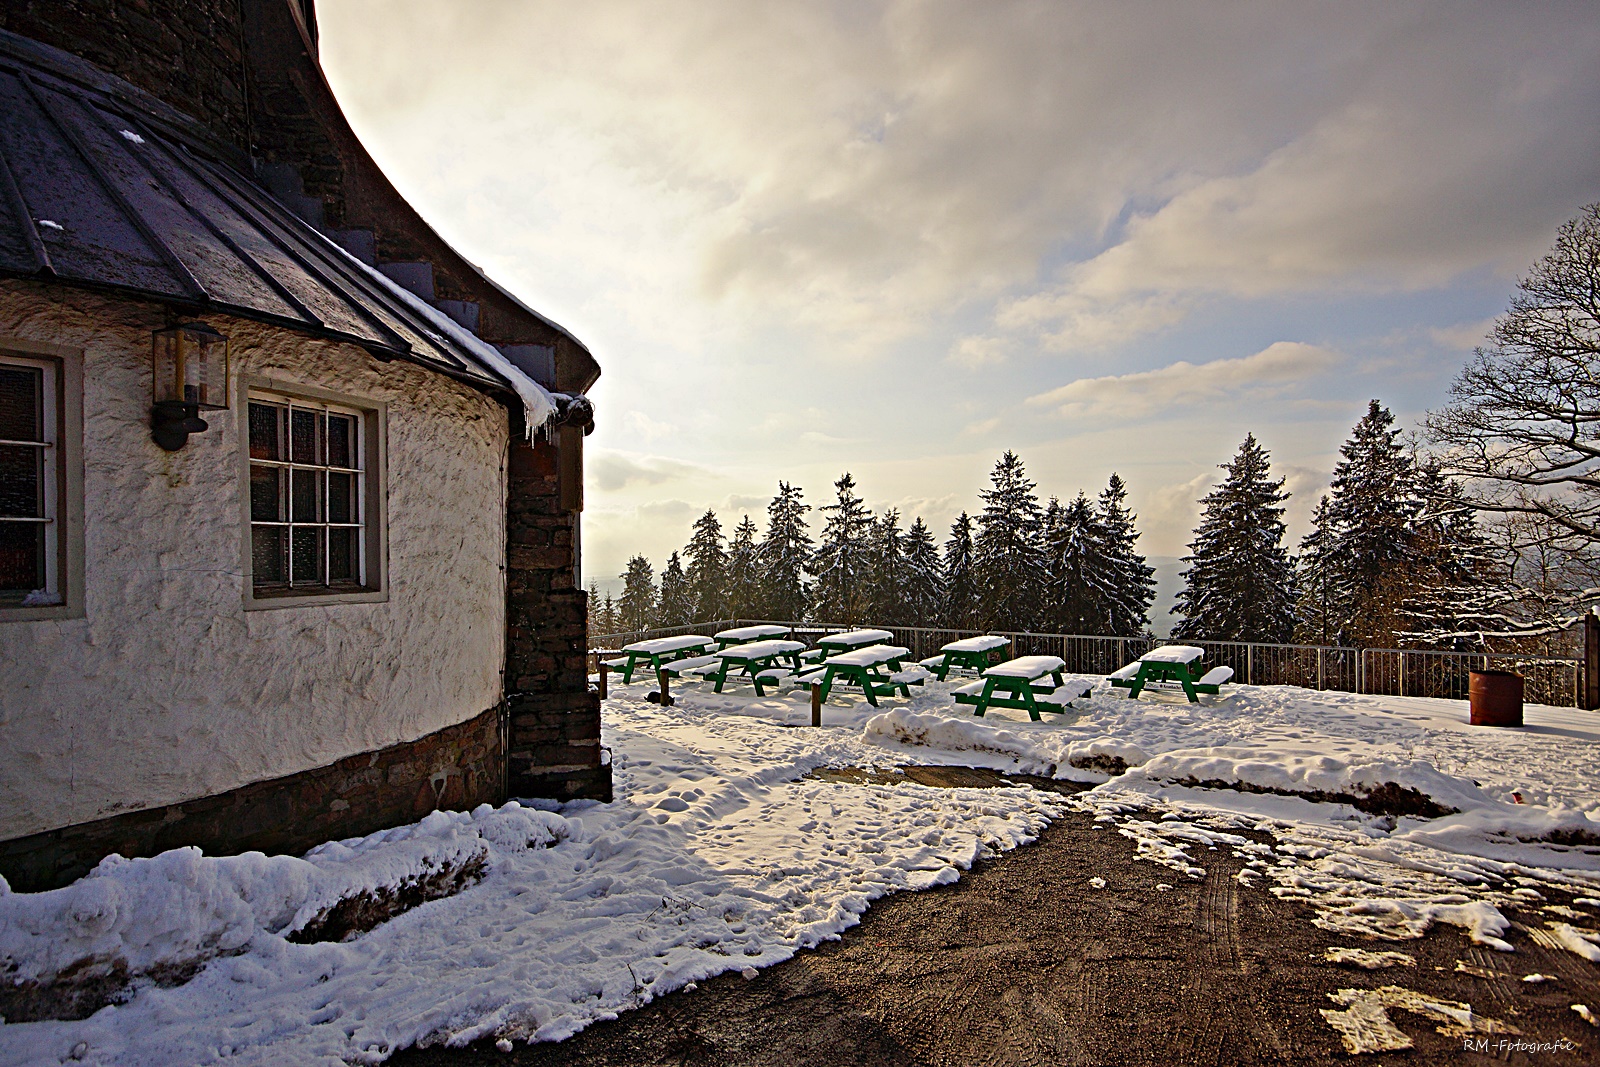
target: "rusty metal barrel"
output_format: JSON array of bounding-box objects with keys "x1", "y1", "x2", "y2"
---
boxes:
[{"x1": 1469, "y1": 669, "x2": 1523, "y2": 727}]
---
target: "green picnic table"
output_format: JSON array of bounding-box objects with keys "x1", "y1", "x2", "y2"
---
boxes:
[
  {"x1": 919, "y1": 635, "x2": 1011, "y2": 680},
  {"x1": 704, "y1": 639, "x2": 809, "y2": 695},
  {"x1": 801, "y1": 628, "x2": 895, "y2": 664},
  {"x1": 796, "y1": 644, "x2": 922, "y2": 707},
  {"x1": 953, "y1": 655, "x2": 1086, "y2": 721},
  {"x1": 713, "y1": 624, "x2": 792, "y2": 649},
  {"x1": 1107, "y1": 645, "x2": 1234, "y2": 702},
  {"x1": 604, "y1": 634, "x2": 716, "y2": 684}
]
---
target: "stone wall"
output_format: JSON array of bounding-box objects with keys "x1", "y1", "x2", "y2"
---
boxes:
[
  {"x1": 0, "y1": 705, "x2": 502, "y2": 893},
  {"x1": 505, "y1": 430, "x2": 609, "y2": 801}
]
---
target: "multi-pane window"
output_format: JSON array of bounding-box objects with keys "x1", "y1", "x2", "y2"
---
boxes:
[
  {"x1": 248, "y1": 395, "x2": 367, "y2": 593},
  {"x1": 0, "y1": 357, "x2": 57, "y2": 606}
]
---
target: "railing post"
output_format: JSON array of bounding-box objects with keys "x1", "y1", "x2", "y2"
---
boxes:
[
  {"x1": 1246, "y1": 645, "x2": 1254, "y2": 686},
  {"x1": 811, "y1": 683, "x2": 822, "y2": 726},
  {"x1": 1586, "y1": 612, "x2": 1599, "y2": 710},
  {"x1": 1399, "y1": 652, "x2": 1406, "y2": 698}
]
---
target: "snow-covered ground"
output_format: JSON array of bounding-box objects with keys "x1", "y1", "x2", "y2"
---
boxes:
[{"x1": 2, "y1": 675, "x2": 1598, "y2": 1064}]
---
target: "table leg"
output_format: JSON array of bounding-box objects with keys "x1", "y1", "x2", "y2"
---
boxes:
[
  {"x1": 712, "y1": 661, "x2": 731, "y2": 693},
  {"x1": 1127, "y1": 666, "x2": 1147, "y2": 698},
  {"x1": 973, "y1": 678, "x2": 998, "y2": 717}
]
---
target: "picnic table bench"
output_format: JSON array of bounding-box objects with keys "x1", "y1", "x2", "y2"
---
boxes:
[
  {"x1": 1108, "y1": 644, "x2": 1233, "y2": 702},
  {"x1": 702, "y1": 639, "x2": 809, "y2": 695},
  {"x1": 800, "y1": 628, "x2": 896, "y2": 663},
  {"x1": 714, "y1": 624, "x2": 792, "y2": 648},
  {"x1": 603, "y1": 634, "x2": 716, "y2": 683},
  {"x1": 919, "y1": 635, "x2": 1012, "y2": 680},
  {"x1": 795, "y1": 644, "x2": 925, "y2": 707},
  {"x1": 953, "y1": 655, "x2": 1087, "y2": 720}
]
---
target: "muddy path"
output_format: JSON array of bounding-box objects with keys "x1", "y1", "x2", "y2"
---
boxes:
[{"x1": 396, "y1": 777, "x2": 1597, "y2": 1066}]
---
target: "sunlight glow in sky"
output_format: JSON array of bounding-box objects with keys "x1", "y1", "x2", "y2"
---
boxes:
[{"x1": 318, "y1": 0, "x2": 1600, "y2": 582}]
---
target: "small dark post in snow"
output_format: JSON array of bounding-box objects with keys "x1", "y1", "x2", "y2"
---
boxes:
[
  {"x1": 597, "y1": 662, "x2": 608, "y2": 700},
  {"x1": 1585, "y1": 612, "x2": 1599, "y2": 711},
  {"x1": 811, "y1": 683, "x2": 822, "y2": 727},
  {"x1": 656, "y1": 668, "x2": 674, "y2": 707}
]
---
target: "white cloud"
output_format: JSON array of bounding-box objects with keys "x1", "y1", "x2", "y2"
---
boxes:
[
  {"x1": 589, "y1": 451, "x2": 709, "y2": 492},
  {"x1": 1027, "y1": 342, "x2": 1341, "y2": 419}
]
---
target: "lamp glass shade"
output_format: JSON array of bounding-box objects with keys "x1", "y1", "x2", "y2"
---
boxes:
[{"x1": 152, "y1": 323, "x2": 229, "y2": 410}]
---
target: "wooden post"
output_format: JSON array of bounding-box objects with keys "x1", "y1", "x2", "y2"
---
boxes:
[
  {"x1": 811, "y1": 683, "x2": 822, "y2": 727},
  {"x1": 597, "y1": 662, "x2": 608, "y2": 700},
  {"x1": 1585, "y1": 612, "x2": 1599, "y2": 710},
  {"x1": 657, "y1": 668, "x2": 674, "y2": 707}
]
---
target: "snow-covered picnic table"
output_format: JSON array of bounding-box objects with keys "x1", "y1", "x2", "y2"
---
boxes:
[
  {"x1": 604, "y1": 634, "x2": 717, "y2": 683},
  {"x1": 1108, "y1": 644, "x2": 1233, "y2": 702},
  {"x1": 714, "y1": 624, "x2": 792, "y2": 648},
  {"x1": 703, "y1": 640, "x2": 809, "y2": 695},
  {"x1": 953, "y1": 655, "x2": 1084, "y2": 720},
  {"x1": 811, "y1": 628, "x2": 895, "y2": 657},
  {"x1": 796, "y1": 644, "x2": 924, "y2": 707},
  {"x1": 919, "y1": 634, "x2": 1011, "y2": 680}
]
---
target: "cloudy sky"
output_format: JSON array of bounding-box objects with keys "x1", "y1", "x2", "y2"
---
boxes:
[{"x1": 318, "y1": 0, "x2": 1600, "y2": 586}]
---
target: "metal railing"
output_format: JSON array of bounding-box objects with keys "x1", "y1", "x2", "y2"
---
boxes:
[{"x1": 589, "y1": 619, "x2": 1590, "y2": 708}]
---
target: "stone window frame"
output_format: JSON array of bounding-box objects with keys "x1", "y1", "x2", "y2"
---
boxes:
[
  {"x1": 240, "y1": 377, "x2": 387, "y2": 611},
  {"x1": 0, "y1": 337, "x2": 84, "y2": 623}
]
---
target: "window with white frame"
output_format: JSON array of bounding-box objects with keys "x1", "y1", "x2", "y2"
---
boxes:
[
  {"x1": 247, "y1": 393, "x2": 374, "y2": 595},
  {"x1": 0, "y1": 356, "x2": 60, "y2": 607}
]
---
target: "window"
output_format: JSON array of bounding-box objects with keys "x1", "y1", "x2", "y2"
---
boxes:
[
  {"x1": 246, "y1": 390, "x2": 381, "y2": 600},
  {"x1": 0, "y1": 356, "x2": 59, "y2": 607}
]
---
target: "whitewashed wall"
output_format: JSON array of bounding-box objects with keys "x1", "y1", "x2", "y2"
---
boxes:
[{"x1": 0, "y1": 281, "x2": 509, "y2": 839}]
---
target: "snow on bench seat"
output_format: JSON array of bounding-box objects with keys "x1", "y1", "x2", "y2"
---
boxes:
[
  {"x1": 919, "y1": 654, "x2": 947, "y2": 668},
  {"x1": 1107, "y1": 663, "x2": 1141, "y2": 681},
  {"x1": 939, "y1": 635, "x2": 1010, "y2": 653},
  {"x1": 889, "y1": 667, "x2": 931, "y2": 685},
  {"x1": 660, "y1": 655, "x2": 721, "y2": 676},
  {"x1": 982, "y1": 655, "x2": 1065, "y2": 679},
  {"x1": 1197, "y1": 666, "x2": 1234, "y2": 687},
  {"x1": 1031, "y1": 688, "x2": 1078, "y2": 706},
  {"x1": 601, "y1": 657, "x2": 630, "y2": 670},
  {"x1": 952, "y1": 680, "x2": 987, "y2": 697},
  {"x1": 755, "y1": 668, "x2": 794, "y2": 683}
]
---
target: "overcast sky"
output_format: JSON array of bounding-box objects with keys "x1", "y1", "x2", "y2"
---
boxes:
[{"x1": 319, "y1": 0, "x2": 1600, "y2": 584}]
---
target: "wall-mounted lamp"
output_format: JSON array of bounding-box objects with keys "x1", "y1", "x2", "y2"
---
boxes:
[{"x1": 151, "y1": 322, "x2": 229, "y2": 450}]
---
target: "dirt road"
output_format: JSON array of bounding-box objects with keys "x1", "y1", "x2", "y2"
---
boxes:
[{"x1": 396, "y1": 776, "x2": 1597, "y2": 1066}]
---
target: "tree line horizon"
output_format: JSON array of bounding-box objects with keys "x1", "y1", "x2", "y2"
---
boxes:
[{"x1": 590, "y1": 203, "x2": 1600, "y2": 654}]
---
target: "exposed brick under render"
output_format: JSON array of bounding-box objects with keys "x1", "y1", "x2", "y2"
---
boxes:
[
  {"x1": 505, "y1": 433, "x2": 611, "y2": 803},
  {"x1": 0, "y1": 707, "x2": 505, "y2": 893}
]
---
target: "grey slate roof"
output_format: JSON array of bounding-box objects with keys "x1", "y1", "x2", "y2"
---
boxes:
[{"x1": 0, "y1": 29, "x2": 504, "y2": 389}]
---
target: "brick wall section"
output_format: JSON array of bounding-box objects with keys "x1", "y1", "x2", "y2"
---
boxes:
[
  {"x1": 0, "y1": 0, "x2": 251, "y2": 150},
  {"x1": 505, "y1": 433, "x2": 612, "y2": 802},
  {"x1": 0, "y1": 707, "x2": 504, "y2": 893}
]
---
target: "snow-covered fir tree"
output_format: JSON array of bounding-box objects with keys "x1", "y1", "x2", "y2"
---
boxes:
[
  {"x1": 1097, "y1": 474, "x2": 1157, "y2": 637},
  {"x1": 755, "y1": 481, "x2": 812, "y2": 621},
  {"x1": 1400, "y1": 461, "x2": 1503, "y2": 650},
  {"x1": 1304, "y1": 401, "x2": 1424, "y2": 646},
  {"x1": 599, "y1": 590, "x2": 618, "y2": 635},
  {"x1": 811, "y1": 473, "x2": 875, "y2": 622},
  {"x1": 1171, "y1": 435, "x2": 1295, "y2": 642},
  {"x1": 585, "y1": 581, "x2": 604, "y2": 642},
  {"x1": 902, "y1": 517, "x2": 944, "y2": 626},
  {"x1": 1293, "y1": 496, "x2": 1339, "y2": 645},
  {"x1": 617, "y1": 555, "x2": 656, "y2": 632},
  {"x1": 941, "y1": 512, "x2": 980, "y2": 629},
  {"x1": 724, "y1": 515, "x2": 760, "y2": 619},
  {"x1": 656, "y1": 551, "x2": 693, "y2": 626},
  {"x1": 684, "y1": 509, "x2": 728, "y2": 621},
  {"x1": 973, "y1": 452, "x2": 1044, "y2": 631},
  {"x1": 1041, "y1": 493, "x2": 1117, "y2": 633},
  {"x1": 865, "y1": 509, "x2": 906, "y2": 624}
]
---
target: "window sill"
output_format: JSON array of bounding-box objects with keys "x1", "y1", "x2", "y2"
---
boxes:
[
  {"x1": 0, "y1": 601, "x2": 82, "y2": 622},
  {"x1": 244, "y1": 585, "x2": 387, "y2": 611}
]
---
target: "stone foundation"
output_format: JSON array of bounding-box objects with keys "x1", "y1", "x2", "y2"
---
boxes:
[{"x1": 0, "y1": 707, "x2": 505, "y2": 893}]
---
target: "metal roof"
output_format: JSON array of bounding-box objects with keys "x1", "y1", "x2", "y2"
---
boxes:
[{"x1": 0, "y1": 29, "x2": 504, "y2": 390}]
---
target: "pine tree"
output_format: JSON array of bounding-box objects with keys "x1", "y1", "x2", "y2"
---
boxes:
[
  {"x1": 973, "y1": 451, "x2": 1044, "y2": 631},
  {"x1": 1098, "y1": 474, "x2": 1157, "y2": 637},
  {"x1": 586, "y1": 580, "x2": 604, "y2": 643},
  {"x1": 1400, "y1": 461, "x2": 1503, "y2": 650},
  {"x1": 598, "y1": 590, "x2": 619, "y2": 634},
  {"x1": 1042, "y1": 493, "x2": 1118, "y2": 633},
  {"x1": 755, "y1": 481, "x2": 812, "y2": 621},
  {"x1": 902, "y1": 517, "x2": 944, "y2": 626},
  {"x1": 811, "y1": 473, "x2": 875, "y2": 622},
  {"x1": 617, "y1": 554, "x2": 657, "y2": 632},
  {"x1": 1171, "y1": 434, "x2": 1296, "y2": 642},
  {"x1": 1308, "y1": 400, "x2": 1426, "y2": 646},
  {"x1": 724, "y1": 515, "x2": 760, "y2": 620},
  {"x1": 684, "y1": 509, "x2": 728, "y2": 621},
  {"x1": 1294, "y1": 496, "x2": 1340, "y2": 645},
  {"x1": 941, "y1": 512, "x2": 980, "y2": 629},
  {"x1": 657, "y1": 551, "x2": 693, "y2": 626},
  {"x1": 865, "y1": 509, "x2": 906, "y2": 624}
]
